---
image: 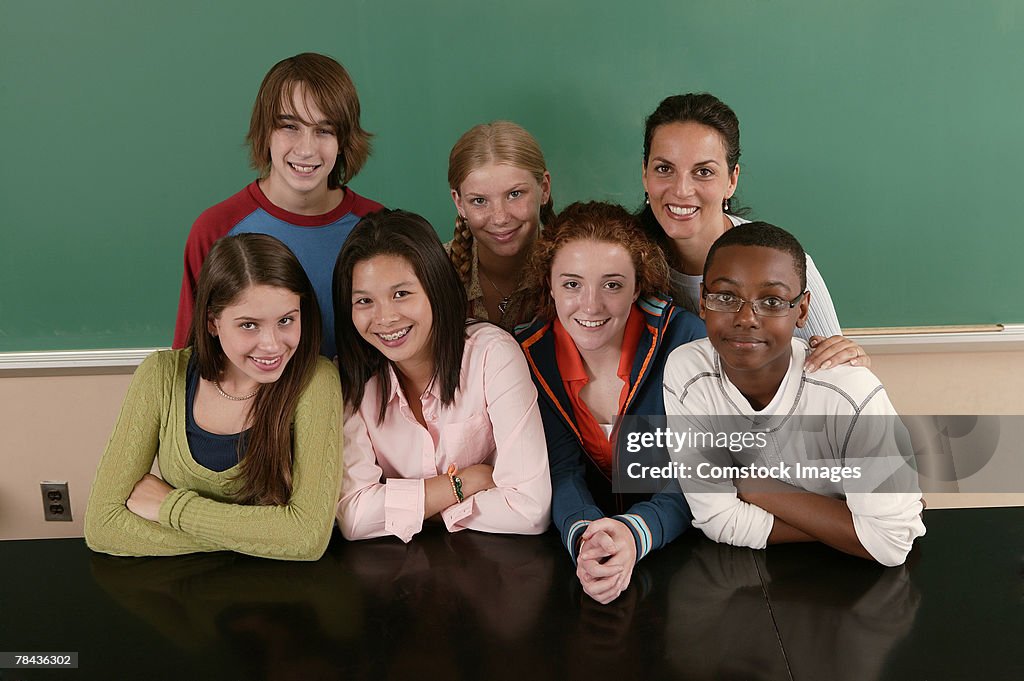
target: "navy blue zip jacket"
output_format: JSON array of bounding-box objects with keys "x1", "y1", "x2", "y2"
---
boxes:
[{"x1": 516, "y1": 296, "x2": 706, "y2": 563}]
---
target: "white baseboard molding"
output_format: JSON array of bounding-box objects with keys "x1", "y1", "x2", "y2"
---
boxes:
[{"x1": 1, "y1": 324, "x2": 1023, "y2": 371}]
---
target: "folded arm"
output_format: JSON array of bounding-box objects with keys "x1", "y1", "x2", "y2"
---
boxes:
[
  {"x1": 86, "y1": 356, "x2": 342, "y2": 561},
  {"x1": 85, "y1": 353, "x2": 222, "y2": 556},
  {"x1": 440, "y1": 339, "x2": 551, "y2": 535}
]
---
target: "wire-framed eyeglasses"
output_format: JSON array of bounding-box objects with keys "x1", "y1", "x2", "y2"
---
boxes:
[{"x1": 702, "y1": 290, "x2": 807, "y2": 317}]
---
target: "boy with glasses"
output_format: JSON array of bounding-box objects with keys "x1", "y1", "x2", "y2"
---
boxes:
[{"x1": 662, "y1": 222, "x2": 925, "y2": 566}]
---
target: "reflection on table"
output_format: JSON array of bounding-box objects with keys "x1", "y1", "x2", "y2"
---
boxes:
[{"x1": 1, "y1": 508, "x2": 1021, "y2": 680}]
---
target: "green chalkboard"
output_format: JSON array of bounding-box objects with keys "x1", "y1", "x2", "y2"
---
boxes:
[{"x1": 2, "y1": 0, "x2": 1022, "y2": 351}]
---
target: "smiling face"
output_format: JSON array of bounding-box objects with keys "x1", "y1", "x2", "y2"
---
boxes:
[
  {"x1": 452, "y1": 163, "x2": 551, "y2": 260},
  {"x1": 209, "y1": 284, "x2": 302, "y2": 389},
  {"x1": 350, "y1": 254, "x2": 434, "y2": 377},
  {"x1": 550, "y1": 239, "x2": 639, "y2": 355},
  {"x1": 642, "y1": 121, "x2": 739, "y2": 245},
  {"x1": 700, "y1": 245, "x2": 809, "y2": 397},
  {"x1": 261, "y1": 85, "x2": 340, "y2": 212}
]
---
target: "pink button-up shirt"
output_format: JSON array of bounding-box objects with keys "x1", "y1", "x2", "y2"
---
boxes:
[{"x1": 337, "y1": 323, "x2": 552, "y2": 542}]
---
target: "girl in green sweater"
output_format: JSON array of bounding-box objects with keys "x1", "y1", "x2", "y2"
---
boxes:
[{"x1": 85, "y1": 233, "x2": 342, "y2": 561}]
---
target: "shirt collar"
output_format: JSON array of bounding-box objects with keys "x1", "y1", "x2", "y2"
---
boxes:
[
  {"x1": 617, "y1": 305, "x2": 646, "y2": 382},
  {"x1": 551, "y1": 304, "x2": 646, "y2": 385},
  {"x1": 384, "y1": 362, "x2": 439, "y2": 407}
]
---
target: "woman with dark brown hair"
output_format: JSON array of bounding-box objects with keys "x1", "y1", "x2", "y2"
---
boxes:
[
  {"x1": 515, "y1": 201, "x2": 705, "y2": 604},
  {"x1": 638, "y1": 93, "x2": 867, "y2": 372},
  {"x1": 86, "y1": 233, "x2": 342, "y2": 561},
  {"x1": 334, "y1": 209, "x2": 551, "y2": 542}
]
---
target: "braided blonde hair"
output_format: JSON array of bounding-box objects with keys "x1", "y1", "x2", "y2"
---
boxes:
[{"x1": 447, "y1": 121, "x2": 554, "y2": 290}]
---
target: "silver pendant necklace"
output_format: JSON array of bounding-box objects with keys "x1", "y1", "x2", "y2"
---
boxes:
[{"x1": 479, "y1": 269, "x2": 512, "y2": 315}]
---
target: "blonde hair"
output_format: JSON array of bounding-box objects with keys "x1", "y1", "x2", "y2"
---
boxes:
[{"x1": 447, "y1": 121, "x2": 555, "y2": 289}]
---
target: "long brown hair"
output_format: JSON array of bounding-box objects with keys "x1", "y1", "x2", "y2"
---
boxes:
[
  {"x1": 514, "y1": 201, "x2": 671, "y2": 326},
  {"x1": 246, "y1": 52, "x2": 372, "y2": 189},
  {"x1": 187, "y1": 234, "x2": 322, "y2": 505},
  {"x1": 333, "y1": 209, "x2": 468, "y2": 424},
  {"x1": 447, "y1": 121, "x2": 555, "y2": 288}
]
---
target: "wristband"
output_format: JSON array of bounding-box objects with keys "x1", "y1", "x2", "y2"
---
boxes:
[{"x1": 446, "y1": 464, "x2": 464, "y2": 503}]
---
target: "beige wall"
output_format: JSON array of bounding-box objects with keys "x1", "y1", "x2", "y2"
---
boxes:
[
  {"x1": 2, "y1": 348, "x2": 1022, "y2": 540},
  {"x1": 869, "y1": 350, "x2": 1024, "y2": 509},
  {"x1": 0, "y1": 370, "x2": 134, "y2": 540},
  {"x1": 870, "y1": 350, "x2": 1024, "y2": 415}
]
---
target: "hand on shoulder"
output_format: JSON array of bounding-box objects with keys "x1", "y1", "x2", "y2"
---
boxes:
[{"x1": 806, "y1": 335, "x2": 870, "y2": 372}]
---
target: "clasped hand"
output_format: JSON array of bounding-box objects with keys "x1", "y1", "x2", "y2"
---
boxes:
[{"x1": 576, "y1": 518, "x2": 637, "y2": 605}]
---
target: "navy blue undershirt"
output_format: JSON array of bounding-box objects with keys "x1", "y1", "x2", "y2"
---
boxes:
[{"x1": 185, "y1": 356, "x2": 249, "y2": 472}]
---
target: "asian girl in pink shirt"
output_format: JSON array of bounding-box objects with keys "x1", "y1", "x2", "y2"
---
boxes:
[{"x1": 333, "y1": 209, "x2": 552, "y2": 541}]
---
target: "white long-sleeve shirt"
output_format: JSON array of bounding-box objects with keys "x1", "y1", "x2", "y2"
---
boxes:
[{"x1": 663, "y1": 338, "x2": 925, "y2": 566}]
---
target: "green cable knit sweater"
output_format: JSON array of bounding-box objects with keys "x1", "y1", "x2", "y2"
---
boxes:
[{"x1": 84, "y1": 349, "x2": 342, "y2": 561}]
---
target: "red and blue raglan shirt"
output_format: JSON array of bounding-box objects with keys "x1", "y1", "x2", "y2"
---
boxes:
[{"x1": 172, "y1": 181, "x2": 383, "y2": 358}]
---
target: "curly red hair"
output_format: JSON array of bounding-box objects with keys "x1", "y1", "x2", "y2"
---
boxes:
[{"x1": 513, "y1": 201, "x2": 671, "y2": 325}]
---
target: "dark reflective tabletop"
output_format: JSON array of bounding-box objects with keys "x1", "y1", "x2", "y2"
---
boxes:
[
  {"x1": 1, "y1": 507, "x2": 1021, "y2": 680},
  {"x1": 756, "y1": 507, "x2": 1024, "y2": 681}
]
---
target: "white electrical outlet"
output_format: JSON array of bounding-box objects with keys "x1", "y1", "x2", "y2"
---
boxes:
[{"x1": 40, "y1": 482, "x2": 72, "y2": 521}]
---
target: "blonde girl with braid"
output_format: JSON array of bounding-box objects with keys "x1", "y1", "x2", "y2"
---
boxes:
[{"x1": 447, "y1": 121, "x2": 554, "y2": 325}]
